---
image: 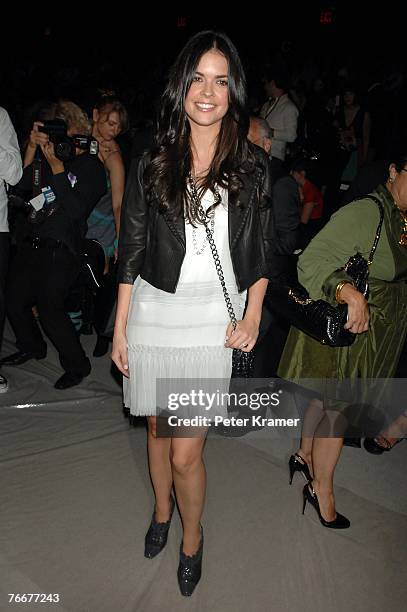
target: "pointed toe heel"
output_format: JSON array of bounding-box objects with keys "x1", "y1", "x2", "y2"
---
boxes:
[
  {"x1": 302, "y1": 484, "x2": 350, "y2": 529},
  {"x1": 144, "y1": 495, "x2": 175, "y2": 559},
  {"x1": 177, "y1": 526, "x2": 204, "y2": 597}
]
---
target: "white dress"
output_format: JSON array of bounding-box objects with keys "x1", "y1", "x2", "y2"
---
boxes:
[{"x1": 123, "y1": 188, "x2": 247, "y2": 416}]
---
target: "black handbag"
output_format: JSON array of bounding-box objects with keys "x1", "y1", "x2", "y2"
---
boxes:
[
  {"x1": 267, "y1": 196, "x2": 384, "y2": 347},
  {"x1": 188, "y1": 175, "x2": 254, "y2": 377}
]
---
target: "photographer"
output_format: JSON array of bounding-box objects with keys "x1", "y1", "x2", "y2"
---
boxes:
[{"x1": 1, "y1": 101, "x2": 106, "y2": 389}]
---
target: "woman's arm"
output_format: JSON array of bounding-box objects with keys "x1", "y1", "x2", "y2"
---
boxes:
[
  {"x1": 225, "y1": 278, "x2": 269, "y2": 351},
  {"x1": 104, "y1": 150, "x2": 125, "y2": 236},
  {"x1": 112, "y1": 154, "x2": 150, "y2": 374},
  {"x1": 225, "y1": 150, "x2": 272, "y2": 351},
  {"x1": 245, "y1": 278, "x2": 269, "y2": 325},
  {"x1": 336, "y1": 282, "x2": 369, "y2": 334},
  {"x1": 117, "y1": 155, "x2": 149, "y2": 285},
  {"x1": 297, "y1": 198, "x2": 381, "y2": 334},
  {"x1": 24, "y1": 122, "x2": 48, "y2": 167},
  {"x1": 111, "y1": 283, "x2": 133, "y2": 376},
  {"x1": 298, "y1": 198, "x2": 381, "y2": 302}
]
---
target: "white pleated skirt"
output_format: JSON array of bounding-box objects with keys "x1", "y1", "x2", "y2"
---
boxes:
[{"x1": 123, "y1": 277, "x2": 246, "y2": 416}]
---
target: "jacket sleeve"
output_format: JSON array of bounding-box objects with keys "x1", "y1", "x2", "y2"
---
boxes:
[
  {"x1": 117, "y1": 155, "x2": 149, "y2": 285},
  {"x1": 256, "y1": 150, "x2": 274, "y2": 278},
  {"x1": 0, "y1": 108, "x2": 23, "y2": 186},
  {"x1": 50, "y1": 156, "x2": 106, "y2": 221},
  {"x1": 298, "y1": 198, "x2": 381, "y2": 302}
]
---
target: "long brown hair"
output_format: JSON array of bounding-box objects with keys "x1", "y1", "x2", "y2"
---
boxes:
[{"x1": 144, "y1": 30, "x2": 257, "y2": 223}]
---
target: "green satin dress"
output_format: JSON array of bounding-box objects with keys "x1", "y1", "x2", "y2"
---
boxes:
[{"x1": 278, "y1": 185, "x2": 407, "y2": 396}]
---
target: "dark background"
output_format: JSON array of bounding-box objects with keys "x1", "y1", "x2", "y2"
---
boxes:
[{"x1": 1, "y1": 3, "x2": 405, "y2": 133}]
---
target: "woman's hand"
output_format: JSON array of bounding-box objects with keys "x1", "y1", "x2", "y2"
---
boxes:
[
  {"x1": 224, "y1": 316, "x2": 260, "y2": 352},
  {"x1": 28, "y1": 121, "x2": 49, "y2": 149},
  {"x1": 112, "y1": 330, "x2": 129, "y2": 377},
  {"x1": 340, "y1": 283, "x2": 369, "y2": 334},
  {"x1": 40, "y1": 141, "x2": 64, "y2": 175}
]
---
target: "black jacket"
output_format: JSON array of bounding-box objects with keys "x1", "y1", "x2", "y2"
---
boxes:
[{"x1": 117, "y1": 146, "x2": 274, "y2": 292}]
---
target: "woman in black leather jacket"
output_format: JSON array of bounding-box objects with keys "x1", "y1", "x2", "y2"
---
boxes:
[{"x1": 112, "y1": 30, "x2": 273, "y2": 596}]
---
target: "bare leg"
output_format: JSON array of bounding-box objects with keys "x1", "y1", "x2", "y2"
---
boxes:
[
  {"x1": 311, "y1": 410, "x2": 345, "y2": 521},
  {"x1": 171, "y1": 430, "x2": 207, "y2": 555},
  {"x1": 297, "y1": 398, "x2": 325, "y2": 478},
  {"x1": 146, "y1": 416, "x2": 173, "y2": 522}
]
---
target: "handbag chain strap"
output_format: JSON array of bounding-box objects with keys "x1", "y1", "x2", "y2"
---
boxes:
[
  {"x1": 365, "y1": 195, "x2": 385, "y2": 265},
  {"x1": 187, "y1": 173, "x2": 238, "y2": 329}
]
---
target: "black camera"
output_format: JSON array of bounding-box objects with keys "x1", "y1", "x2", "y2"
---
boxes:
[{"x1": 38, "y1": 119, "x2": 99, "y2": 162}]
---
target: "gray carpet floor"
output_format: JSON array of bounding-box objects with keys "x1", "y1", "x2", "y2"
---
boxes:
[{"x1": 1, "y1": 325, "x2": 406, "y2": 612}]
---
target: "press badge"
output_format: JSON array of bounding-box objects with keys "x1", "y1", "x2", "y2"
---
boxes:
[
  {"x1": 41, "y1": 186, "x2": 56, "y2": 204},
  {"x1": 29, "y1": 193, "x2": 46, "y2": 211}
]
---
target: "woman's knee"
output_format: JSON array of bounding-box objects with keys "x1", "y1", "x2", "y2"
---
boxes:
[{"x1": 170, "y1": 450, "x2": 202, "y2": 476}]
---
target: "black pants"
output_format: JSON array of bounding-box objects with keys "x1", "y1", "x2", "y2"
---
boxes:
[
  {"x1": 93, "y1": 259, "x2": 117, "y2": 338},
  {"x1": 6, "y1": 244, "x2": 91, "y2": 376},
  {"x1": 0, "y1": 232, "x2": 9, "y2": 354},
  {"x1": 252, "y1": 309, "x2": 290, "y2": 379}
]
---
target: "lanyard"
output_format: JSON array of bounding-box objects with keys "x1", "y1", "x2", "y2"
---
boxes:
[{"x1": 32, "y1": 155, "x2": 42, "y2": 197}]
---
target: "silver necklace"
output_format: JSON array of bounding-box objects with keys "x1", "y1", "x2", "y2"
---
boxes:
[
  {"x1": 188, "y1": 174, "x2": 221, "y2": 256},
  {"x1": 192, "y1": 214, "x2": 215, "y2": 255}
]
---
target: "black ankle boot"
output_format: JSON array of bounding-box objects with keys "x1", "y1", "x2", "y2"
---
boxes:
[
  {"x1": 144, "y1": 496, "x2": 175, "y2": 559},
  {"x1": 177, "y1": 526, "x2": 204, "y2": 597}
]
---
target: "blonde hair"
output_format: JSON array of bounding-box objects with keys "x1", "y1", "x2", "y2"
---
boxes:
[{"x1": 55, "y1": 100, "x2": 91, "y2": 135}]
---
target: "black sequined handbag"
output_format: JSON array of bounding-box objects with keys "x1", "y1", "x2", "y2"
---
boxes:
[
  {"x1": 188, "y1": 175, "x2": 254, "y2": 377},
  {"x1": 267, "y1": 196, "x2": 384, "y2": 347}
]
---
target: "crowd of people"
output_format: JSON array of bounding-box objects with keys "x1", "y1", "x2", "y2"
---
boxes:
[{"x1": 0, "y1": 28, "x2": 406, "y2": 598}]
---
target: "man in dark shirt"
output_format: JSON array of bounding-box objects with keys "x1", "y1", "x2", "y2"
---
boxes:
[
  {"x1": 1, "y1": 115, "x2": 106, "y2": 389},
  {"x1": 248, "y1": 117, "x2": 300, "y2": 378}
]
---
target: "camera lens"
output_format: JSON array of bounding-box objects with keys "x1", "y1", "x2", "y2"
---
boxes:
[{"x1": 55, "y1": 138, "x2": 76, "y2": 162}]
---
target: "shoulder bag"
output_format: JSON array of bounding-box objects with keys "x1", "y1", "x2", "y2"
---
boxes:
[{"x1": 267, "y1": 196, "x2": 384, "y2": 347}]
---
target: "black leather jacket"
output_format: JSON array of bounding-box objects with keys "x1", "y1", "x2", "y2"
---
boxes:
[{"x1": 117, "y1": 146, "x2": 273, "y2": 292}]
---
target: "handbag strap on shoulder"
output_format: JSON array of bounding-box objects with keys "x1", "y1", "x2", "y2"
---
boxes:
[{"x1": 365, "y1": 195, "x2": 384, "y2": 265}]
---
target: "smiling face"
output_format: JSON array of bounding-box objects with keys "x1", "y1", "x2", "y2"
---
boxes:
[{"x1": 184, "y1": 49, "x2": 229, "y2": 134}]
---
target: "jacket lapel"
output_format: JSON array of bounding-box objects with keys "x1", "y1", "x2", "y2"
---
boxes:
[
  {"x1": 228, "y1": 170, "x2": 258, "y2": 249},
  {"x1": 162, "y1": 170, "x2": 258, "y2": 250},
  {"x1": 163, "y1": 209, "x2": 186, "y2": 248}
]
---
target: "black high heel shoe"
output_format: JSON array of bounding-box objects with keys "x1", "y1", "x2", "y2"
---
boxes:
[
  {"x1": 177, "y1": 526, "x2": 204, "y2": 597},
  {"x1": 302, "y1": 484, "x2": 350, "y2": 529},
  {"x1": 144, "y1": 495, "x2": 175, "y2": 558},
  {"x1": 363, "y1": 437, "x2": 401, "y2": 455},
  {"x1": 289, "y1": 453, "x2": 312, "y2": 485}
]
